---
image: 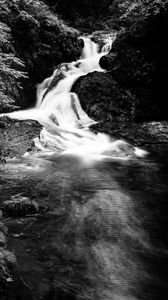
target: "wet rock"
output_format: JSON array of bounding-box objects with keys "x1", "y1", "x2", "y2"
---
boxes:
[
  {"x1": 0, "y1": 247, "x2": 16, "y2": 295},
  {"x1": 105, "y1": 2, "x2": 168, "y2": 122},
  {"x1": 41, "y1": 63, "x2": 67, "y2": 101},
  {"x1": 0, "y1": 222, "x2": 8, "y2": 235},
  {"x1": 72, "y1": 71, "x2": 136, "y2": 122},
  {"x1": 94, "y1": 121, "x2": 168, "y2": 146},
  {"x1": 99, "y1": 52, "x2": 117, "y2": 70},
  {"x1": 78, "y1": 38, "x2": 84, "y2": 48},
  {"x1": 0, "y1": 120, "x2": 7, "y2": 129},
  {"x1": 0, "y1": 156, "x2": 6, "y2": 164},
  {"x1": 3, "y1": 250, "x2": 17, "y2": 269},
  {"x1": 0, "y1": 117, "x2": 41, "y2": 158},
  {"x1": 91, "y1": 30, "x2": 117, "y2": 50},
  {"x1": 0, "y1": 216, "x2": 16, "y2": 293},
  {"x1": 3, "y1": 194, "x2": 45, "y2": 217},
  {"x1": 0, "y1": 232, "x2": 7, "y2": 247}
]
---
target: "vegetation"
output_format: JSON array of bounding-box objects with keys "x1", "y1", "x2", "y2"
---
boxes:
[
  {"x1": 1, "y1": 0, "x2": 167, "y2": 114},
  {"x1": 1, "y1": 1, "x2": 168, "y2": 299},
  {"x1": 47, "y1": 0, "x2": 168, "y2": 30},
  {"x1": 0, "y1": 20, "x2": 27, "y2": 112},
  {"x1": 0, "y1": 0, "x2": 81, "y2": 111}
]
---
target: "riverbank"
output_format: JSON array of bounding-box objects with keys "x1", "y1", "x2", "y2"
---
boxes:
[{"x1": 1, "y1": 116, "x2": 168, "y2": 160}]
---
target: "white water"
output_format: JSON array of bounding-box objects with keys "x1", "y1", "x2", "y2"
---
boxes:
[{"x1": 1, "y1": 36, "x2": 147, "y2": 160}]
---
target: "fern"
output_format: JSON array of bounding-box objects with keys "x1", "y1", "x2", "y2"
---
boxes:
[{"x1": 0, "y1": 20, "x2": 27, "y2": 112}]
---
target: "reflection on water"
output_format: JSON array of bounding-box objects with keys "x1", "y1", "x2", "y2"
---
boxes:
[{"x1": 0, "y1": 146, "x2": 168, "y2": 300}]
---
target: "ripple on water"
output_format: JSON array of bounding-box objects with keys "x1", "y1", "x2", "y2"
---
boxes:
[{"x1": 1, "y1": 147, "x2": 168, "y2": 299}]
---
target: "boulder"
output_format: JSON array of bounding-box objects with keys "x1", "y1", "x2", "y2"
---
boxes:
[
  {"x1": 99, "y1": 53, "x2": 117, "y2": 70},
  {"x1": 72, "y1": 71, "x2": 136, "y2": 122},
  {"x1": 3, "y1": 194, "x2": 47, "y2": 218},
  {"x1": 0, "y1": 117, "x2": 41, "y2": 158},
  {"x1": 94, "y1": 121, "x2": 168, "y2": 146}
]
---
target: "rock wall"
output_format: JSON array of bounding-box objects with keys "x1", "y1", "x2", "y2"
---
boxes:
[
  {"x1": 100, "y1": 0, "x2": 168, "y2": 121},
  {"x1": 72, "y1": 0, "x2": 168, "y2": 122}
]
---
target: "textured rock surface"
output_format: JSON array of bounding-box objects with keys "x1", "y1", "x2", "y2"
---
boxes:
[
  {"x1": 72, "y1": 71, "x2": 136, "y2": 122},
  {"x1": 72, "y1": 70, "x2": 163, "y2": 123},
  {"x1": 0, "y1": 210, "x2": 18, "y2": 299},
  {"x1": 99, "y1": 53, "x2": 117, "y2": 70},
  {"x1": 94, "y1": 121, "x2": 168, "y2": 146},
  {"x1": 3, "y1": 194, "x2": 47, "y2": 217},
  {"x1": 0, "y1": 117, "x2": 41, "y2": 158},
  {"x1": 100, "y1": 1, "x2": 168, "y2": 121}
]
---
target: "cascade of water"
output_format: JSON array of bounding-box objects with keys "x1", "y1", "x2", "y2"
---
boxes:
[
  {"x1": 81, "y1": 36, "x2": 99, "y2": 59},
  {"x1": 0, "y1": 35, "x2": 147, "y2": 160}
]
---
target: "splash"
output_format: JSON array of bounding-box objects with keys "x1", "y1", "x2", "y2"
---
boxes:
[{"x1": 0, "y1": 36, "x2": 147, "y2": 160}]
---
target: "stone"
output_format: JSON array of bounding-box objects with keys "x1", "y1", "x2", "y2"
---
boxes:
[
  {"x1": 3, "y1": 194, "x2": 42, "y2": 217},
  {"x1": 99, "y1": 53, "x2": 117, "y2": 70},
  {"x1": 72, "y1": 71, "x2": 136, "y2": 122},
  {"x1": 0, "y1": 233, "x2": 7, "y2": 247}
]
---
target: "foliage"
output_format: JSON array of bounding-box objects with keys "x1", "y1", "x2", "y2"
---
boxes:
[
  {"x1": 50, "y1": 0, "x2": 168, "y2": 31},
  {"x1": 0, "y1": 20, "x2": 27, "y2": 112},
  {"x1": 108, "y1": 0, "x2": 168, "y2": 28},
  {"x1": 0, "y1": 0, "x2": 81, "y2": 111}
]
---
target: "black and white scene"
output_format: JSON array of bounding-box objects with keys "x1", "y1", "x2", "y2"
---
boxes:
[{"x1": 0, "y1": 0, "x2": 168, "y2": 299}]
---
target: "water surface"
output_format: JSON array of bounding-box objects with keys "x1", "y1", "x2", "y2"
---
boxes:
[{"x1": 1, "y1": 146, "x2": 168, "y2": 300}]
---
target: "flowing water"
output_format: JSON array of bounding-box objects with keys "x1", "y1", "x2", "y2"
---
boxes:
[
  {"x1": 1, "y1": 147, "x2": 168, "y2": 300},
  {"x1": 1, "y1": 36, "x2": 146, "y2": 160},
  {"x1": 0, "y1": 37, "x2": 168, "y2": 300}
]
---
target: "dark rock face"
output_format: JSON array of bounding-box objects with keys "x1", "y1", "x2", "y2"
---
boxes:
[
  {"x1": 72, "y1": 71, "x2": 136, "y2": 122},
  {"x1": 99, "y1": 53, "x2": 117, "y2": 70},
  {"x1": 72, "y1": 69, "x2": 160, "y2": 123},
  {"x1": 91, "y1": 30, "x2": 117, "y2": 48},
  {"x1": 94, "y1": 121, "x2": 168, "y2": 146},
  {"x1": 101, "y1": 2, "x2": 168, "y2": 121},
  {"x1": 40, "y1": 63, "x2": 69, "y2": 102}
]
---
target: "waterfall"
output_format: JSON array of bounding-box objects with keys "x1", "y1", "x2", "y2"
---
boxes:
[
  {"x1": 1, "y1": 36, "x2": 146, "y2": 160},
  {"x1": 81, "y1": 36, "x2": 99, "y2": 59}
]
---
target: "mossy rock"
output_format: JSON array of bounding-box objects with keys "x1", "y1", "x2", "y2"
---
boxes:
[{"x1": 3, "y1": 194, "x2": 47, "y2": 217}]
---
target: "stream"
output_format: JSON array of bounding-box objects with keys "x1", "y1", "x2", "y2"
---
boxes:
[
  {"x1": 0, "y1": 36, "x2": 168, "y2": 300},
  {"x1": 1, "y1": 146, "x2": 168, "y2": 300}
]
